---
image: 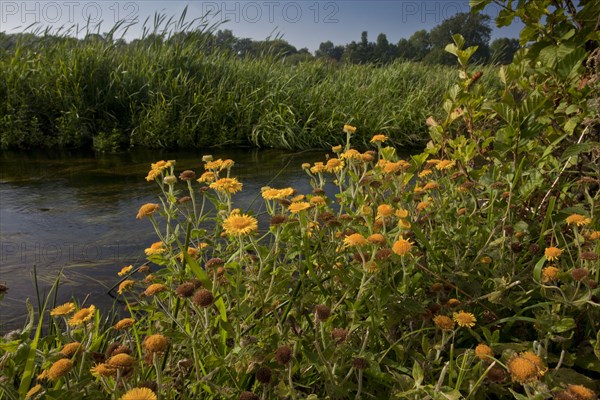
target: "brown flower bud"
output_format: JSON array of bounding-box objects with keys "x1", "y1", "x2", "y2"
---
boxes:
[{"x1": 193, "y1": 289, "x2": 214, "y2": 307}]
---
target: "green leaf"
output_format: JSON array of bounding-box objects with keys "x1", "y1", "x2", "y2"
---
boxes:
[
  {"x1": 561, "y1": 142, "x2": 598, "y2": 160},
  {"x1": 412, "y1": 361, "x2": 423, "y2": 387},
  {"x1": 184, "y1": 253, "x2": 211, "y2": 288},
  {"x1": 551, "y1": 317, "x2": 575, "y2": 333},
  {"x1": 470, "y1": 0, "x2": 491, "y2": 13}
]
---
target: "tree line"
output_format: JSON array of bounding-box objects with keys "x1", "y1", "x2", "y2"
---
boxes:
[{"x1": 0, "y1": 12, "x2": 519, "y2": 65}]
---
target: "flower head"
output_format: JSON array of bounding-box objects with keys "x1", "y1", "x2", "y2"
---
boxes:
[
  {"x1": 50, "y1": 302, "x2": 76, "y2": 317},
  {"x1": 223, "y1": 213, "x2": 258, "y2": 236},
  {"x1": 210, "y1": 177, "x2": 243, "y2": 194},
  {"x1": 59, "y1": 342, "x2": 83, "y2": 358},
  {"x1": 433, "y1": 315, "x2": 455, "y2": 331},
  {"x1": 288, "y1": 201, "x2": 311, "y2": 214},
  {"x1": 474, "y1": 344, "x2": 494, "y2": 360},
  {"x1": 107, "y1": 353, "x2": 135, "y2": 369},
  {"x1": 453, "y1": 311, "x2": 476, "y2": 328},
  {"x1": 90, "y1": 363, "x2": 116, "y2": 377},
  {"x1": 121, "y1": 388, "x2": 157, "y2": 400},
  {"x1": 566, "y1": 214, "x2": 592, "y2": 227},
  {"x1": 544, "y1": 246, "x2": 562, "y2": 261},
  {"x1": 114, "y1": 318, "x2": 135, "y2": 330},
  {"x1": 68, "y1": 305, "x2": 96, "y2": 326},
  {"x1": 377, "y1": 204, "x2": 394, "y2": 217},
  {"x1": 325, "y1": 158, "x2": 344, "y2": 173},
  {"x1": 144, "y1": 241, "x2": 164, "y2": 256},
  {"x1": 392, "y1": 236, "x2": 413, "y2": 256},
  {"x1": 435, "y1": 160, "x2": 456, "y2": 170},
  {"x1": 542, "y1": 266, "x2": 560, "y2": 283},
  {"x1": 118, "y1": 265, "x2": 133, "y2": 277},
  {"x1": 143, "y1": 334, "x2": 169, "y2": 354},
  {"x1": 507, "y1": 352, "x2": 546, "y2": 384},
  {"x1": 344, "y1": 233, "x2": 368, "y2": 247},
  {"x1": 370, "y1": 134, "x2": 388, "y2": 143},
  {"x1": 137, "y1": 203, "x2": 160, "y2": 220},
  {"x1": 343, "y1": 124, "x2": 357, "y2": 134},
  {"x1": 47, "y1": 359, "x2": 73, "y2": 381},
  {"x1": 118, "y1": 280, "x2": 135, "y2": 295},
  {"x1": 144, "y1": 283, "x2": 167, "y2": 297}
]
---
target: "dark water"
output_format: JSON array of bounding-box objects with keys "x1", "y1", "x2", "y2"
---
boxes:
[{"x1": 0, "y1": 148, "x2": 325, "y2": 332}]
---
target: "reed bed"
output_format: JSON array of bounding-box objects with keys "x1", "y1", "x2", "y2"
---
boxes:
[{"x1": 0, "y1": 28, "x2": 495, "y2": 151}]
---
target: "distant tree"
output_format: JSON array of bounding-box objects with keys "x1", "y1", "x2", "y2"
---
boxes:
[
  {"x1": 214, "y1": 29, "x2": 236, "y2": 51},
  {"x1": 406, "y1": 30, "x2": 431, "y2": 61},
  {"x1": 374, "y1": 33, "x2": 397, "y2": 63},
  {"x1": 315, "y1": 40, "x2": 344, "y2": 61},
  {"x1": 490, "y1": 37, "x2": 520, "y2": 64},
  {"x1": 428, "y1": 12, "x2": 492, "y2": 64}
]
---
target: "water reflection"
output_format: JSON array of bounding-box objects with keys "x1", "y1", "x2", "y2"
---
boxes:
[{"x1": 0, "y1": 148, "x2": 325, "y2": 331}]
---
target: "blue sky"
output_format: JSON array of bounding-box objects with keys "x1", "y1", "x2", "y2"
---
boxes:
[{"x1": 0, "y1": 1, "x2": 523, "y2": 51}]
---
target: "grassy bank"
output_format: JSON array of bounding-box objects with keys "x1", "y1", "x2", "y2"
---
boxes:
[{"x1": 0, "y1": 31, "x2": 495, "y2": 151}]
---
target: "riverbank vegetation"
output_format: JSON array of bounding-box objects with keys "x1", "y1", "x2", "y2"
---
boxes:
[
  {"x1": 0, "y1": 27, "x2": 477, "y2": 152},
  {"x1": 1, "y1": 0, "x2": 599, "y2": 399}
]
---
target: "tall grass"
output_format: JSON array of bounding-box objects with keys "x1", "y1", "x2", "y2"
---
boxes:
[{"x1": 0, "y1": 19, "x2": 495, "y2": 151}]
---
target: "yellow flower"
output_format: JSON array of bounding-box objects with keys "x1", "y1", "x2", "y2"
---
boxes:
[
  {"x1": 453, "y1": 311, "x2": 476, "y2": 328},
  {"x1": 367, "y1": 233, "x2": 386, "y2": 245},
  {"x1": 325, "y1": 158, "x2": 344, "y2": 173},
  {"x1": 143, "y1": 334, "x2": 169, "y2": 354},
  {"x1": 144, "y1": 283, "x2": 167, "y2": 296},
  {"x1": 288, "y1": 202, "x2": 311, "y2": 214},
  {"x1": 47, "y1": 358, "x2": 73, "y2": 381},
  {"x1": 343, "y1": 124, "x2": 357, "y2": 134},
  {"x1": 221, "y1": 159, "x2": 235, "y2": 170},
  {"x1": 145, "y1": 160, "x2": 173, "y2": 181},
  {"x1": 310, "y1": 162, "x2": 325, "y2": 174},
  {"x1": 541, "y1": 266, "x2": 560, "y2": 283},
  {"x1": 544, "y1": 246, "x2": 562, "y2": 261},
  {"x1": 587, "y1": 230, "x2": 600, "y2": 240},
  {"x1": 416, "y1": 201, "x2": 430, "y2": 211},
  {"x1": 118, "y1": 265, "x2": 133, "y2": 277},
  {"x1": 144, "y1": 241, "x2": 164, "y2": 256},
  {"x1": 392, "y1": 236, "x2": 413, "y2": 256},
  {"x1": 204, "y1": 159, "x2": 223, "y2": 171},
  {"x1": 262, "y1": 187, "x2": 294, "y2": 200},
  {"x1": 398, "y1": 219, "x2": 411, "y2": 229},
  {"x1": 341, "y1": 149, "x2": 362, "y2": 160},
  {"x1": 480, "y1": 256, "x2": 492, "y2": 264},
  {"x1": 291, "y1": 194, "x2": 305, "y2": 202},
  {"x1": 418, "y1": 169, "x2": 433, "y2": 178},
  {"x1": 210, "y1": 177, "x2": 243, "y2": 194},
  {"x1": 197, "y1": 171, "x2": 215, "y2": 183},
  {"x1": 507, "y1": 352, "x2": 546, "y2": 384},
  {"x1": 136, "y1": 203, "x2": 159, "y2": 220},
  {"x1": 59, "y1": 342, "x2": 83, "y2": 358},
  {"x1": 565, "y1": 213, "x2": 592, "y2": 227},
  {"x1": 107, "y1": 353, "x2": 135, "y2": 370},
  {"x1": 114, "y1": 318, "x2": 135, "y2": 330},
  {"x1": 370, "y1": 134, "x2": 388, "y2": 143},
  {"x1": 395, "y1": 209, "x2": 409, "y2": 219},
  {"x1": 433, "y1": 315, "x2": 455, "y2": 331},
  {"x1": 310, "y1": 196, "x2": 326, "y2": 206},
  {"x1": 50, "y1": 302, "x2": 76, "y2": 317},
  {"x1": 475, "y1": 344, "x2": 494, "y2": 360},
  {"x1": 332, "y1": 145, "x2": 342, "y2": 153},
  {"x1": 118, "y1": 280, "x2": 135, "y2": 295},
  {"x1": 377, "y1": 204, "x2": 394, "y2": 217},
  {"x1": 423, "y1": 181, "x2": 439, "y2": 190},
  {"x1": 68, "y1": 305, "x2": 96, "y2": 326},
  {"x1": 344, "y1": 233, "x2": 368, "y2": 247},
  {"x1": 435, "y1": 160, "x2": 456, "y2": 170},
  {"x1": 223, "y1": 213, "x2": 258, "y2": 236},
  {"x1": 26, "y1": 383, "x2": 42, "y2": 398},
  {"x1": 121, "y1": 387, "x2": 157, "y2": 400},
  {"x1": 563, "y1": 385, "x2": 597, "y2": 400},
  {"x1": 90, "y1": 363, "x2": 116, "y2": 377},
  {"x1": 365, "y1": 261, "x2": 379, "y2": 273}
]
